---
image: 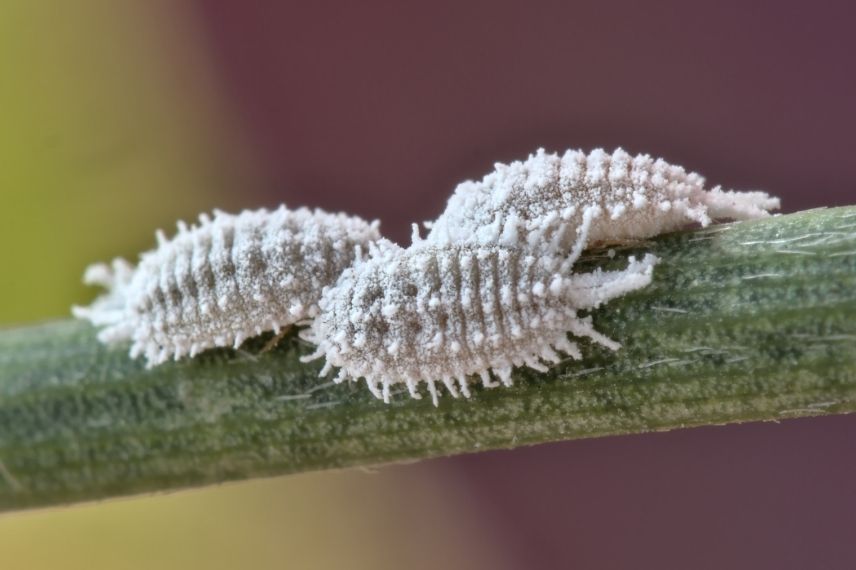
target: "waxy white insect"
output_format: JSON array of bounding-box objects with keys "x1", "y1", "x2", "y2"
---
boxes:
[
  {"x1": 424, "y1": 148, "x2": 780, "y2": 255},
  {"x1": 302, "y1": 238, "x2": 657, "y2": 405},
  {"x1": 73, "y1": 206, "x2": 381, "y2": 366}
]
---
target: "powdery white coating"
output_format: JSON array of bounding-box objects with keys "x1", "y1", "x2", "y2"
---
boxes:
[
  {"x1": 73, "y1": 206, "x2": 381, "y2": 366},
  {"x1": 302, "y1": 239, "x2": 657, "y2": 405},
  {"x1": 424, "y1": 148, "x2": 780, "y2": 254}
]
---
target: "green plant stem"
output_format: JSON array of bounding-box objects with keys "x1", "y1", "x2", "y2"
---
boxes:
[{"x1": 1, "y1": 207, "x2": 855, "y2": 512}]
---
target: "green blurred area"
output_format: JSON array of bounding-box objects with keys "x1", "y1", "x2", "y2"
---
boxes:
[
  {"x1": 0, "y1": 1, "x2": 247, "y2": 324},
  {"x1": 0, "y1": 3, "x2": 495, "y2": 569}
]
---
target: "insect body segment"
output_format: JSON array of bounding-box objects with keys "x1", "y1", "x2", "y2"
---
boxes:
[
  {"x1": 73, "y1": 206, "x2": 381, "y2": 366},
  {"x1": 301, "y1": 240, "x2": 657, "y2": 405}
]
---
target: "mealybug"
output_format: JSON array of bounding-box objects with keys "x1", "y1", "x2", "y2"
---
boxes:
[
  {"x1": 424, "y1": 148, "x2": 780, "y2": 254},
  {"x1": 73, "y1": 206, "x2": 381, "y2": 366},
  {"x1": 301, "y1": 239, "x2": 657, "y2": 405}
]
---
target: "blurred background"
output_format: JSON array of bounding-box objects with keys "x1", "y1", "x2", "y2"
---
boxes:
[{"x1": 1, "y1": 1, "x2": 854, "y2": 568}]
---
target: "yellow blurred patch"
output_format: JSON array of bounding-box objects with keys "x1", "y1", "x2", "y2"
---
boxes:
[
  {"x1": 0, "y1": 1, "x2": 255, "y2": 323},
  {"x1": 0, "y1": 468, "x2": 507, "y2": 570}
]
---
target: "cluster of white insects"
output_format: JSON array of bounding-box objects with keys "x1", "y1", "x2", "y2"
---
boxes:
[{"x1": 75, "y1": 148, "x2": 780, "y2": 405}]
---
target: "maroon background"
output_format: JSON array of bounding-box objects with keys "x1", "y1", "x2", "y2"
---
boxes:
[{"x1": 195, "y1": 1, "x2": 855, "y2": 568}]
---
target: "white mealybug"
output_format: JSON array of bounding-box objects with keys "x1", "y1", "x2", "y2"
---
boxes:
[
  {"x1": 301, "y1": 238, "x2": 657, "y2": 405},
  {"x1": 424, "y1": 148, "x2": 780, "y2": 254},
  {"x1": 73, "y1": 206, "x2": 381, "y2": 366}
]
